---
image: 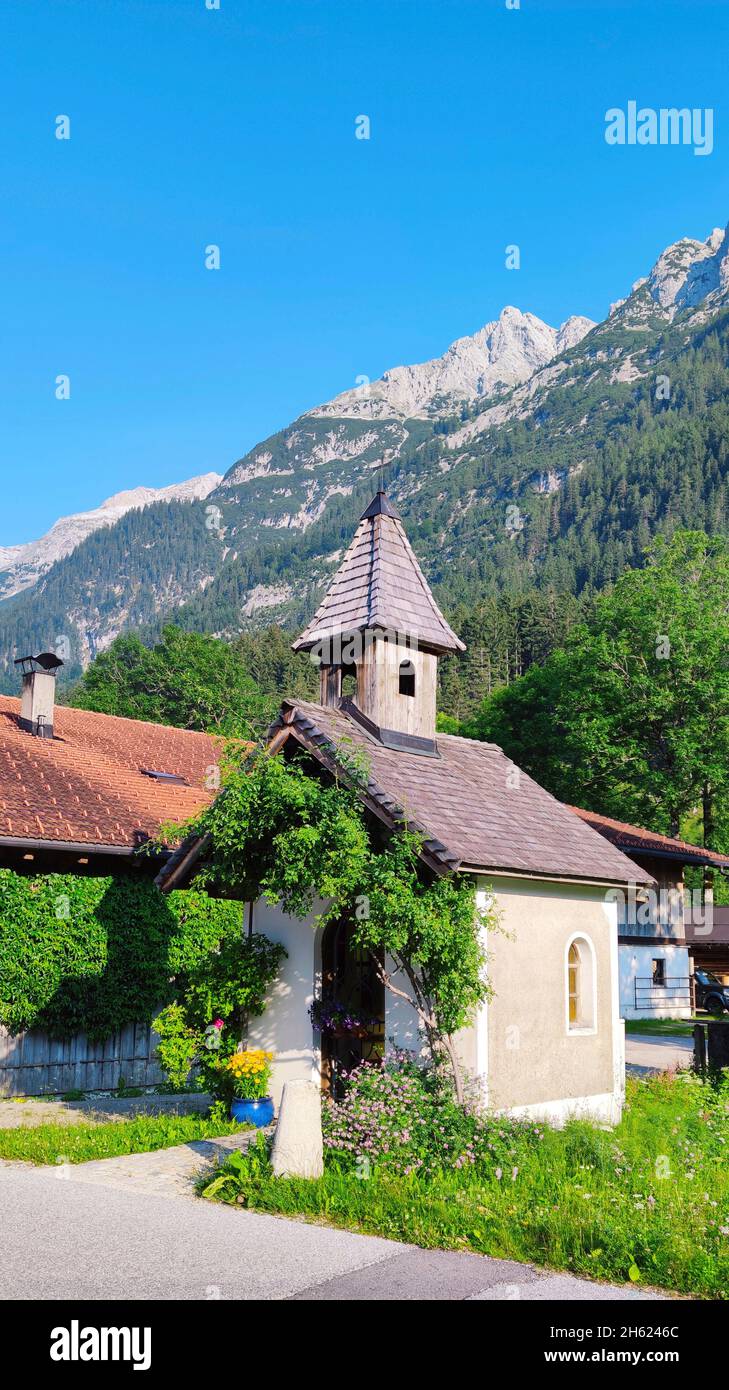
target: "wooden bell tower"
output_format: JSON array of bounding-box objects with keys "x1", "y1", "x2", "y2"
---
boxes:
[{"x1": 292, "y1": 489, "x2": 465, "y2": 753}]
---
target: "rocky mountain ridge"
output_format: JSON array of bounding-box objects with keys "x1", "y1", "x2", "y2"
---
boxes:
[
  {"x1": 307, "y1": 307, "x2": 596, "y2": 422},
  {"x1": 0, "y1": 473, "x2": 222, "y2": 602}
]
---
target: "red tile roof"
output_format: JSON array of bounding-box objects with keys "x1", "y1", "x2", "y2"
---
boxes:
[
  {"x1": 0, "y1": 695, "x2": 219, "y2": 850},
  {"x1": 568, "y1": 805, "x2": 729, "y2": 869}
]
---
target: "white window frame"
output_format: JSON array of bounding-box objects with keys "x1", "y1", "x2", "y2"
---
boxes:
[{"x1": 564, "y1": 932, "x2": 598, "y2": 1036}]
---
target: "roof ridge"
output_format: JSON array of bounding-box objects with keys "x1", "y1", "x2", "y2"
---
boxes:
[{"x1": 0, "y1": 692, "x2": 221, "y2": 740}]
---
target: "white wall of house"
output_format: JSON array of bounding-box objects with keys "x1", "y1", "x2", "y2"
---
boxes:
[
  {"x1": 619, "y1": 941, "x2": 692, "y2": 1020},
  {"x1": 245, "y1": 898, "x2": 322, "y2": 1107},
  {"x1": 473, "y1": 876, "x2": 624, "y2": 1126}
]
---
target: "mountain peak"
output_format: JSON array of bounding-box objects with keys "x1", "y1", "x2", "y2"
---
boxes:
[
  {"x1": 612, "y1": 222, "x2": 729, "y2": 323},
  {"x1": 308, "y1": 305, "x2": 595, "y2": 423}
]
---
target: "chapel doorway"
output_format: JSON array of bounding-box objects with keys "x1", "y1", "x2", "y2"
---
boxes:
[{"x1": 319, "y1": 919, "x2": 385, "y2": 1097}]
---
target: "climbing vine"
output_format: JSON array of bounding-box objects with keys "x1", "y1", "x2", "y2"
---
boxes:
[
  {"x1": 0, "y1": 870, "x2": 250, "y2": 1042},
  {"x1": 176, "y1": 743, "x2": 498, "y2": 1101}
]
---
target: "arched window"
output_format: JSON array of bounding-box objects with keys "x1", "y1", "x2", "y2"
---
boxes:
[
  {"x1": 399, "y1": 659, "x2": 415, "y2": 697},
  {"x1": 565, "y1": 935, "x2": 597, "y2": 1034}
]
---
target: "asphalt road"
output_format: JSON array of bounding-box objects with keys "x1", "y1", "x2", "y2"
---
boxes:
[
  {"x1": 0, "y1": 1163, "x2": 660, "y2": 1302},
  {"x1": 624, "y1": 1033, "x2": 694, "y2": 1076}
]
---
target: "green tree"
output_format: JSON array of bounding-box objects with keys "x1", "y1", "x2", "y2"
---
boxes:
[
  {"x1": 468, "y1": 532, "x2": 729, "y2": 844},
  {"x1": 68, "y1": 625, "x2": 271, "y2": 735}
]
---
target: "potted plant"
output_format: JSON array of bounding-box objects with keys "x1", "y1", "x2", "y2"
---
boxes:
[{"x1": 225, "y1": 1049, "x2": 275, "y2": 1127}]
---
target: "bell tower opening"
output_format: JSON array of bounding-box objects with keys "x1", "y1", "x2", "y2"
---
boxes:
[
  {"x1": 399, "y1": 659, "x2": 416, "y2": 698},
  {"x1": 340, "y1": 661, "x2": 358, "y2": 700}
]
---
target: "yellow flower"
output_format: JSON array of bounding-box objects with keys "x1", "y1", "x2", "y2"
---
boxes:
[{"x1": 225, "y1": 1047, "x2": 275, "y2": 1076}]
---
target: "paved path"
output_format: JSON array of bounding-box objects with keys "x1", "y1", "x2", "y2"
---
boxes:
[
  {"x1": 624, "y1": 1033, "x2": 694, "y2": 1077},
  {"x1": 30, "y1": 1128, "x2": 265, "y2": 1198},
  {"x1": 0, "y1": 1143, "x2": 665, "y2": 1301}
]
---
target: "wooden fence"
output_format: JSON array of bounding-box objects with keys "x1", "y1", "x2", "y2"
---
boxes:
[{"x1": 0, "y1": 1021, "x2": 164, "y2": 1097}]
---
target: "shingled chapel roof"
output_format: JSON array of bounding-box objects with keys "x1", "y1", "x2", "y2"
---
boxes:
[
  {"x1": 157, "y1": 699, "x2": 654, "y2": 891},
  {"x1": 292, "y1": 490, "x2": 465, "y2": 655}
]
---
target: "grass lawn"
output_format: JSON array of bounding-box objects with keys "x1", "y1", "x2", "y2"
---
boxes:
[
  {"x1": 202, "y1": 1072, "x2": 729, "y2": 1299},
  {"x1": 625, "y1": 1018, "x2": 702, "y2": 1038},
  {"x1": 0, "y1": 1112, "x2": 246, "y2": 1166}
]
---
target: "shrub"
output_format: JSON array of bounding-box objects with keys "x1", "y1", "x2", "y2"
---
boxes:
[
  {"x1": 153, "y1": 1004, "x2": 199, "y2": 1091},
  {"x1": 322, "y1": 1052, "x2": 544, "y2": 1178},
  {"x1": 154, "y1": 932, "x2": 285, "y2": 1098}
]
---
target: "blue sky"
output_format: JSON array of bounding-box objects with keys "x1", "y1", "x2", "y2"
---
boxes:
[{"x1": 1, "y1": 0, "x2": 727, "y2": 544}]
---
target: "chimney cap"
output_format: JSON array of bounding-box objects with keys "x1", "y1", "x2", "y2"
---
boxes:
[{"x1": 14, "y1": 651, "x2": 64, "y2": 675}]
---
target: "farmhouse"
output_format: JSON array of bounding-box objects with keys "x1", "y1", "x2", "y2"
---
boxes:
[
  {"x1": 0, "y1": 684, "x2": 223, "y2": 1094},
  {"x1": 159, "y1": 490, "x2": 653, "y2": 1124},
  {"x1": 569, "y1": 806, "x2": 729, "y2": 1020}
]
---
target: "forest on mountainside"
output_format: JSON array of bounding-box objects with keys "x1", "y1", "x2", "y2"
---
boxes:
[{"x1": 2, "y1": 311, "x2": 729, "y2": 697}]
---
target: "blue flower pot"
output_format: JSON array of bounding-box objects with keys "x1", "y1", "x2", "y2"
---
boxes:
[{"x1": 230, "y1": 1096, "x2": 274, "y2": 1128}]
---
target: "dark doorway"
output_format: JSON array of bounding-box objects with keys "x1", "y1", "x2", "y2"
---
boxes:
[{"x1": 319, "y1": 919, "x2": 385, "y2": 1097}]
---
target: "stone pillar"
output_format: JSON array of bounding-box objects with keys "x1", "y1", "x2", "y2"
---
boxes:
[{"x1": 270, "y1": 1079, "x2": 324, "y2": 1179}]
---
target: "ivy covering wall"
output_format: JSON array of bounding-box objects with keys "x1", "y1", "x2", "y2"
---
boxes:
[{"x1": 0, "y1": 870, "x2": 243, "y2": 1040}]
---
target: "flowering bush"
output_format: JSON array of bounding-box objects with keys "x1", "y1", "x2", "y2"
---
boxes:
[
  {"x1": 155, "y1": 1009, "x2": 239, "y2": 1099},
  {"x1": 154, "y1": 928, "x2": 284, "y2": 1099},
  {"x1": 225, "y1": 1049, "x2": 274, "y2": 1100},
  {"x1": 322, "y1": 1051, "x2": 545, "y2": 1178}
]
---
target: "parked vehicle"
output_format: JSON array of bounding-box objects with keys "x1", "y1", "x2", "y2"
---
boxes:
[{"x1": 694, "y1": 969, "x2": 729, "y2": 1015}]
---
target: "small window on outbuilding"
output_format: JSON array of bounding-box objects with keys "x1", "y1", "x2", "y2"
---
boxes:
[
  {"x1": 399, "y1": 659, "x2": 416, "y2": 698},
  {"x1": 652, "y1": 957, "x2": 666, "y2": 987}
]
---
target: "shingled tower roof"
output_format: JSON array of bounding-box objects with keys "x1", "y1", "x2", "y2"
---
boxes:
[{"x1": 292, "y1": 490, "x2": 465, "y2": 655}]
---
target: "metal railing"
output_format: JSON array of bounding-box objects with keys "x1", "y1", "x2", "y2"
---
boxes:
[{"x1": 634, "y1": 976, "x2": 692, "y2": 1011}]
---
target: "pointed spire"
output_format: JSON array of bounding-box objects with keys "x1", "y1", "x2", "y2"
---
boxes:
[
  {"x1": 292, "y1": 489, "x2": 465, "y2": 655},
  {"x1": 359, "y1": 489, "x2": 400, "y2": 521}
]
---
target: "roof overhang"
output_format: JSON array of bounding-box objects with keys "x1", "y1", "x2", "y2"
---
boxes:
[
  {"x1": 460, "y1": 863, "x2": 656, "y2": 890},
  {"x1": 0, "y1": 835, "x2": 169, "y2": 878},
  {"x1": 291, "y1": 623, "x2": 461, "y2": 658},
  {"x1": 612, "y1": 844, "x2": 729, "y2": 871},
  {"x1": 568, "y1": 805, "x2": 729, "y2": 873}
]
